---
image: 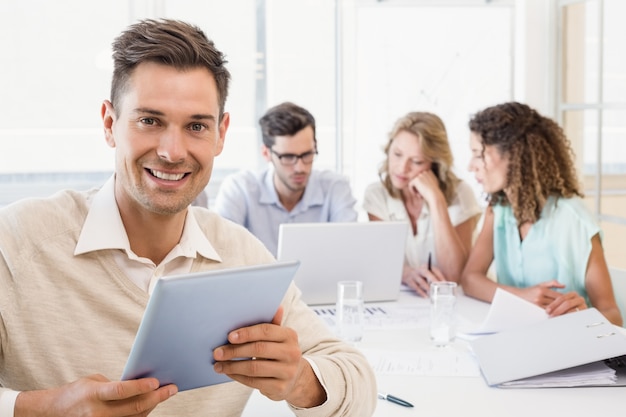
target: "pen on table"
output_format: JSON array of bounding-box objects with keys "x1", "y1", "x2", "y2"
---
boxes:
[{"x1": 377, "y1": 392, "x2": 414, "y2": 408}]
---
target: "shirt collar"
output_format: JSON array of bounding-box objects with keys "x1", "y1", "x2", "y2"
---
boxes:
[
  {"x1": 259, "y1": 165, "x2": 280, "y2": 205},
  {"x1": 258, "y1": 165, "x2": 324, "y2": 210},
  {"x1": 385, "y1": 190, "x2": 430, "y2": 221},
  {"x1": 74, "y1": 175, "x2": 221, "y2": 262}
]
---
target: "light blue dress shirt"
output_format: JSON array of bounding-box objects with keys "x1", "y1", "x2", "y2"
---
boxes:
[
  {"x1": 213, "y1": 166, "x2": 358, "y2": 256},
  {"x1": 493, "y1": 196, "x2": 601, "y2": 304}
]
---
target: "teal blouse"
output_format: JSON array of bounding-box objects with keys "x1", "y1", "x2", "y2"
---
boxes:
[{"x1": 493, "y1": 197, "x2": 601, "y2": 304}]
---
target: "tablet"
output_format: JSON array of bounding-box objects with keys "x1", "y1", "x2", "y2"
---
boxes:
[{"x1": 121, "y1": 260, "x2": 300, "y2": 391}]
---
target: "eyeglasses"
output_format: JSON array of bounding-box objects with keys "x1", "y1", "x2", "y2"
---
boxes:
[{"x1": 270, "y1": 149, "x2": 317, "y2": 166}]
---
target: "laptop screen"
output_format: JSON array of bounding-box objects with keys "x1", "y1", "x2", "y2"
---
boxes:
[{"x1": 277, "y1": 221, "x2": 408, "y2": 305}]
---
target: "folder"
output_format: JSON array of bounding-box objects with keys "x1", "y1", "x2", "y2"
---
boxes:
[{"x1": 469, "y1": 308, "x2": 626, "y2": 387}]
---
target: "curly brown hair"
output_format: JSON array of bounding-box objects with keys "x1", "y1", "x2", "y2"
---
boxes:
[
  {"x1": 469, "y1": 102, "x2": 582, "y2": 225},
  {"x1": 379, "y1": 112, "x2": 459, "y2": 205}
]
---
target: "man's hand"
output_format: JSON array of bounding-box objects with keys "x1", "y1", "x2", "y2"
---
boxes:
[
  {"x1": 213, "y1": 307, "x2": 326, "y2": 408},
  {"x1": 15, "y1": 374, "x2": 177, "y2": 417}
]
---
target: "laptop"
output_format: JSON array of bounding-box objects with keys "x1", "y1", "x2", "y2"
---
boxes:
[
  {"x1": 121, "y1": 260, "x2": 300, "y2": 391},
  {"x1": 277, "y1": 221, "x2": 408, "y2": 305}
]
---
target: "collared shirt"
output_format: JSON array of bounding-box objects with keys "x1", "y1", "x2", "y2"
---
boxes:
[
  {"x1": 362, "y1": 180, "x2": 481, "y2": 268},
  {"x1": 493, "y1": 196, "x2": 600, "y2": 304},
  {"x1": 75, "y1": 175, "x2": 222, "y2": 292},
  {"x1": 0, "y1": 175, "x2": 223, "y2": 417},
  {"x1": 213, "y1": 166, "x2": 358, "y2": 256}
]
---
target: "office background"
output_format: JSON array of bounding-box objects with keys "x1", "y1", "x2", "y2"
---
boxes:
[{"x1": 1, "y1": 0, "x2": 625, "y2": 267}]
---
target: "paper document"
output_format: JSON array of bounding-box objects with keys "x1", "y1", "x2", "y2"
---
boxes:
[
  {"x1": 461, "y1": 288, "x2": 548, "y2": 336},
  {"x1": 313, "y1": 303, "x2": 431, "y2": 330},
  {"x1": 362, "y1": 348, "x2": 481, "y2": 378}
]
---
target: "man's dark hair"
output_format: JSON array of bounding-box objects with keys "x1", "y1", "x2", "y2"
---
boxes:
[
  {"x1": 110, "y1": 18, "x2": 231, "y2": 120},
  {"x1": 259, "y1": 102, "x2": 317, "y2": 148}
]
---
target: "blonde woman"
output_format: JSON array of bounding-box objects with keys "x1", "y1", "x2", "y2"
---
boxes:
[{"x1": 364, "y1": 112, "x2": 481, "y2": 297}]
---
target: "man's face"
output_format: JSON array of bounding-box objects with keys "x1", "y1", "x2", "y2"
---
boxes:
[
  {"x1": 264, "y1": 125, "x2": 316, "y2": 196},
  {"x1": 101, "y1": 62, "x2": 229, "y2": 217}
]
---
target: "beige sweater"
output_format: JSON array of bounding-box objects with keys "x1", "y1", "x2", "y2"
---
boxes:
[{"x1": 0, "y1": 189, "x2": 376, "y2": 416}]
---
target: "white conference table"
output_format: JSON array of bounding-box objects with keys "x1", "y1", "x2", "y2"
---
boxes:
[{"x1": 242, "y1": 289, "x2": 624, "y2": 417}]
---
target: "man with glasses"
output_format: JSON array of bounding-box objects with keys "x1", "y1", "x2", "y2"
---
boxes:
[{"x1": 214, "y1": 102, "x2": 357, "y2": 256}]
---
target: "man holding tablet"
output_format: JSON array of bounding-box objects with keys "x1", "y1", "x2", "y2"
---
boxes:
[{"x1": 0, "y1": 19, "x2": 376, "y2": 417}]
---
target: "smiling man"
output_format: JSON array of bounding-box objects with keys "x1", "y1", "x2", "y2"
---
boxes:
[
  {"x1": 0, "y1": 19, "x2": 376, "y2": 417},
  {"x1": 214, "y1": 102, "x2": 358, "y2": 256}
]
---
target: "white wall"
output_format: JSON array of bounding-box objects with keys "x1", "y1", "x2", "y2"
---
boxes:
[
  {"x1": 514, "y1": 0, "x2": 557, "y2": 116},
  {"x1": 0, "y1": 0, "x2": 559, "y2": 207}
]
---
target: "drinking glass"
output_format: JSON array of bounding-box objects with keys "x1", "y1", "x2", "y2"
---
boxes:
[
  {"x1": 429, "y1": 281, "x2": 457, "y2": 347},
  {"x1": 335, "y1": 280, "x2": 364, "y2": 344}
]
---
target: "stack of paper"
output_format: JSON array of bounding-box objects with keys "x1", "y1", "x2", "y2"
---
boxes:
[{"x1": 499, "y1": 361, "x2": 617, "y2": 388}]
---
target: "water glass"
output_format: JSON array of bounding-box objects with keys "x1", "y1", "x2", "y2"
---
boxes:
[
  {"x1": 336, "y1": 280, "x2": 364, "y2": 344},
  {"x1": 429, "y1": 281, "x2": 457, "y2": 347}
]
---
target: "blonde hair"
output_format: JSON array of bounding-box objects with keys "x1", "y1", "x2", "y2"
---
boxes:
[{"x1": 379, "y1": 112, "x2": 459, "y2": 204}]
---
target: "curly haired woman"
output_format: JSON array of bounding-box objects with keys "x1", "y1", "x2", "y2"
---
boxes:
[
  {"x1": 462, "y1": 102, "x2": 622, "y2": 325},
  {"x1": 363, "y1": 112, "x2": 482, "y2": 297}
]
